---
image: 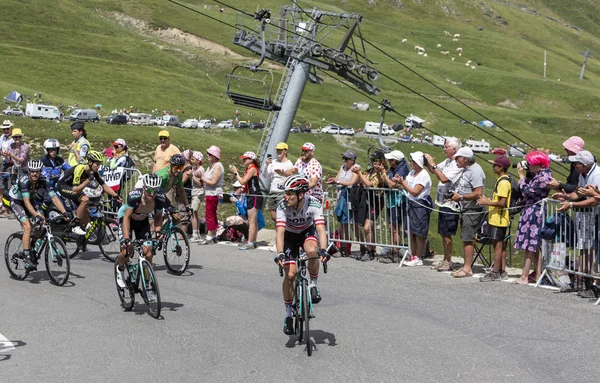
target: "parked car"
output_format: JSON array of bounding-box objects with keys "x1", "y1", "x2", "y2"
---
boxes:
[
  {"x1": 237, "y1": 121, "x2": 250, "y2": 129},
  {"x1": 161, "y1": 115, "x2": 180, "y2": 127},
  {"x1": 182, "y1": 119, "x2": 199, "y2": 129},
  {"x1": 391, "y1": 123, "x2": 404, "y2": 131},
  {"x1": 2, "y1": 107, "x2": 24, "y2": 117},
  {"x1": 250, "y1": 122, "x2": 264, "y2": 130},
  {"x1": 149, "y1": 116, "x2": 162, "y2": 126},
  {"x1": 491, "y1": 147, "x2": 506, "y2": 155},
  {"x1": 69, "y1": 109, "x2": 99, "y2": 122},
  {"x1": 290, "y1": 127, "x2": 300, "y2": 133},
  {"x1": 217, "y1": 120, "x2": 234, "y2": 129},
  {"x1": 299, "y1": 125, "x2": 311, "y2": 133},
  {"x1": 321, "y1": 123, "x2": 341, "y2": 134},
  {"x1": 340, "y1": 127, "x2": 355, "y2": 135},
  {"x1": 106, "y1": 114, "x2": 128, "y2": 124},
  {"x1": 198, "y1": 119, "x2": 211, "y2": 129}
]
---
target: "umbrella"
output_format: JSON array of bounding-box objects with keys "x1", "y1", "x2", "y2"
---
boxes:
[
  {"x1": 95, "y1": 104, "x2": 102, "y2": 107},
  {"x1": 479, "y1": 120, "x2": 495, "y2": 128}
]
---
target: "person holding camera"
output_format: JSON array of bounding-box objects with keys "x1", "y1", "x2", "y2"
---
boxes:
[
  {"x1": 512, "y1": 151, "x2": 552, "y2": 285},
  {"x1": 262, "y1": 142, "x2": 293, "y2": 223},
  {"x1": 546, "y1": 136, "x2": 586, "y2": 193},
  {"x1": 423, "y1": 137, "x2": 464, "y2": 272},
  {"x1": 448, "y1": 147, "x2": 486, "y2": 278}
]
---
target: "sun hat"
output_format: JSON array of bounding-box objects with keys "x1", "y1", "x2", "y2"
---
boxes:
[
  {"x1": 568, "y1": 150, "x2": 595, "y2": 166},
  {"x1": 11, "y1": 128, "x2": 22, "y2": 137},
  {"x1": 455, "y1": 147, "x2": 474, "y2": 158},
  {"x1": 192, "y1": 151, "x2": 204, "y2": 162},
  {"x1": 301, "y1": 142, "x2": 315, "y2": 152},
  {"x1": 2, "y1": 120, "x2": 13, "y2": 129},
  {"x1": 240, "y1": 151, "x2": 257, "y2": 160},
  {"x1": 488, "y1": 155, "x2": 511, "y2": 169},
  {"x1": 342, "y1": 150, "x2": 357, "y2": 160},
  {"x1": 158, "y1": 130, "x2": 170, "y2": 138},
  {"x1": 206, "y1": 145, "x2": 221, "y2": 160},
  {"x1": 113, "y1": 138, "x2": 127, "y2": 147},
  {"x1": 562, "y1": 136, "x2": 585, "y2": 154},
  {"x1": 409, "y1": 151, "x2": 425, "y2": 168},
  {"x1": 384, "y1": 150, "x2": 405, "y2": 161},
  {"x1": 275, "y1": 142, "x2": 289, "y2": 150}
]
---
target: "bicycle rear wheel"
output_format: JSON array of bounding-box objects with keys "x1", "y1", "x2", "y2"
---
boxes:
[
  {"x1": 4, "y1": 233, "x2": 29, "y2": 280},
  {"x1": 163, "y1": 227, "x2": 190, "y2": 275},
  {"x1": 140, "y1": 259, "x2": 161, "y2": 318},
  {"x1": 99, "y1": 218, "x2": 120, "y2": 262},
  {"x1": 302, "y1": 278, "x2": 312, "y2": 356},
  {"x1": 115, "y1": 259, "x2": 135, "y2": 311},
  {"x1": 45, "y1": 237, "x2": 70, "y2": 286}
]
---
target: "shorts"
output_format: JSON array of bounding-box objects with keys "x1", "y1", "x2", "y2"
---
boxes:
[
  {"x1": 460, "y1": 209, "x2": 485, "y2": 242},
  {"x1": 575, "y1": 211, "x2": 595, "y2": 250},
  {"x1": 5, "y1": 198, "x2": 29, "y2": 223},
  {"x1": 57, "y1": 183, "x2": 85, "y2": 203},
  {"x1": 387, "y1": 202, "x2": 406, "y2": 226},
  {"x1": 191, "y1": 194, "x2": 204, "y2": 212},
  {"x1": 282, "y1": 225, "x2": 318, "y2": 265},
  {"x1": 488, "y1": 224, "x2": 508, "y2": 242},
  {"x1": 118, "y1": 217, "x2": 152, "y2": 245},
  {"x1": 438, "y1": 207, "x2": 459, "y2": 236},
  {"x1": 407, "y1": 199, "x2": 431, "y2": 238},
  {"x1": 267, "y1": 191, "x2": 284, "y2": 210},
  {"x1": 247, "y1": 194, "x2": 263, "y2": 210}
]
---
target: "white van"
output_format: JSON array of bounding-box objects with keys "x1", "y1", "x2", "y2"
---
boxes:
[
  {"x1": 432, "y1": 135, "x2": 451, "y2": 147},
  {"x1": 363, "y1": 121, "x2": 393, "y2": 135},
  {"x1": 466, "y1": 139, "x2": 490, "y2": 153},
  {"x1": 69, "y1": 109, "x2": 98, "y2": 122},
  {"x1": 161, "y1": 115, "x2": 180, "y2": 127},
  {"x1": 198, "y1": 119, "x2": 211, "y2": 129},
  {"x1": 26, "y1": 103, "x2": 61, "y2": 120},
  {"x1": 129, "y1": 113, "x2": 152, "y2": 126}
]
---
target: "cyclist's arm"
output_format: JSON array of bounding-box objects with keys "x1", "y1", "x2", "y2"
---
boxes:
[
  {"x1": 316, "y1": 223, "x2": 327, "y2": 251},
  {"x1": 153, "y1": 212, "x2": 163, "y2": 233},
  {"x1": 101, "y1": 183, "x2": 119, "y2": 198},
  {"x1": 176, "y1": 185, "x2": 189, "y2": 206},
  {"x1": 71, "y1": 178, "x2": 91, "y2": 194},
  {"x1": 22, "y1": 196, "x2": 40, "y2": 218},
  {"x1": 50, "y1": 194, "x2": 67, "y2": 214},
  {"x1": 122, "y1": 207, "x2": 133, "y2": 240},
  {"x1": 275, "y1": 226, "x2": 285, "y2": 254}
]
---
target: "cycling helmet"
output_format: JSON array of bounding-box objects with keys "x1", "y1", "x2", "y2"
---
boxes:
[
  {"x1": 283, "y1": 175, "x2": 310, "y2": 192},
  {"x1": 43, "y1": 138, "x2": 60, "y2": 155},
  {"x1": 113, "y1": 138, "x2": 127, "y2": 148},
  {"x1": 28, "y1": 160, "x2": 43, "y2": 172},
  {"x1": 142, "y1": 174, "x2": 162, "y2": 190},
  {"x1": 87, "y1": 150, "x2": 105, "y2": 163},
  {"x1": 170, "y1": 153, "x2": 186, "y2": 167}
]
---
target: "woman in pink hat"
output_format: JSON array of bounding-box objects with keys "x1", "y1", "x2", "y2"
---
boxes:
[
  {"x1": 231, "y1": 151, "x2": 262, "y2": 250},
  {"x1": 547, "y1": 136, "x2": 587, "y2": 194},
  {"x1": 199, "y1": 146, "x2": 223, "y2": 245}
]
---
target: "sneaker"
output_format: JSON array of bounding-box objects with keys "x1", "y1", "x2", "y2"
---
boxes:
[
  {"x1": 145, "y1": 288, "x2": 157, "y2": 303},
  {"x1": 310, "y1": 286, "x2": 321, "y2": 304},
  {"x1": 24, "y1": 256, "x2": 37, "y2": 271},
  {"x1": 360, "y1": 252, "x2": 372, "y2": 262},
  {"x1": 500, "y1": 271, "x2": 509, "y2": 280},
  {"x1": 189, "y1": 234, "x2": 200, "y2": 243},
  {"x1": 479, "y1": 271, "x2": 501, "y2": 282},
  {"x1": 238, "y1": 242, "x2": 256, "y2": 250},
  {"x1": 403, "y1": 256, "x2": 423, "y2": 267},
  {"x1": 115, "y1": 265, "x2": 126, "y2": 288},
  {"x1": 379, "y1": 256, "x2": 394, "y2": 264},
  {"x1": 283, "y1": 316, "x2": 294, "y2": 335},
  {"x1": 578, "y1": 289, "x2": 597, "y2": 299},
  {"x1": 72, "y1": 226, "x2": 86, "y2": 236},
  {"x1": 357, "y1": 245, "x2": 367, "y2": 260},
  {"x1": 198, "y1": 236, "x2": 216, "y2": 245}
]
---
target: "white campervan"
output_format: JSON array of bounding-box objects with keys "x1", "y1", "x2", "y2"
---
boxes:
[
  {"x1": 363, "y1": 121, "x2": 393, "y2": 135},
  {"x1": 129, "y1": 113, "x2": 152, "y2": 126},
  {"x1": 466, "y1": 139, "x2": 490, "y2": 153},
  {"x1": 432, "y1": 135, "x2": 452, "y2": 147},
  {"x1": 26, "y1": 103, "x2": 61, "y2": 120}
]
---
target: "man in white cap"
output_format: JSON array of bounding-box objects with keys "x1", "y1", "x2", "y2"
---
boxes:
[
  {"x1": 423, "y1": 137, "x2": 464, "y2": 272},
  {"x1": 281, "y1": 142, "x2": 323, "y2": 203},
  {"x1": 449, "y1": 147, "x2": 485, "y2": 278}
]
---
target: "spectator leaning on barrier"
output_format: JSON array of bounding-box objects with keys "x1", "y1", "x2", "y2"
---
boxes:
[
  {"x1": 394, "y1": 151, "x2": 432, "y2": 267},
  {"x1": 263, "y1": 142, "x2": 293, "y2": 223},
  {"x1": 552, "y1": 150, "x2": 600, "y2": 296},
  {"x1": 477, "y1": 155, "x2": 512, "y2": 282},
  {"x1": 199, "y1": 145, "x2": 224, "y2": 245},
  {"x1": 512, "y1": 151, "x2": 552, "y2": 285},
  {"x1": 379, "y1": 150, "x2": 410, "y2": 263},
  {"x1": 68, "y1": 121, "x2": 90, "y2": 167},
  {"x1": 327, "y1": 149, "x2": 360, "y2": 257},
  {"x1": 153, "y1": 130, "x2": 180, "y2": 173},
  {"x1": 353, "y1": 150, "x2": 387, "y2": 262},
  {"x1": 424, "y1": 137, "x2": 464, "y2": 272},
  {"x1": 4, "y1": 128, "x2": 30, "y2": 174},
  {"x1": 0, "y1": 120, "x2": 14, "y2": 216},
  {"x1": 282, "y1": 143, "x2": 323, "y2": 203},
  {"x1": 231, "y1": 151, "x2": 262, "y2": 250},
  {"x1": 547, "y1": 136, "x2": 586, "y2": 193},
  {"x1": 449, "y1": 147, "x2": 486, "y2": 278}
]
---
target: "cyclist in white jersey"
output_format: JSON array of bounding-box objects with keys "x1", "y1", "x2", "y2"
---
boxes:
[{"x1": 274, "y1": 175, "x2": 329, "y2": 335}]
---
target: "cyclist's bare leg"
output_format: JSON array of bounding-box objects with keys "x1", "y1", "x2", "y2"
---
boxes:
[
  {"x1": 21, "y1": 218, "x2": 32, "y2": 252},
  {"x1": 142, "y1": 245, "x2": 153, "y2": 280},
  {"x1": 283, "y1": 263, "x2": 297, "y2": 302},
  {"x1": 75, "y1": 195, "x2": 88, "y2": 221},
  {"x1": 303, "y1": 241, "x2": 319, "y2": 284}
]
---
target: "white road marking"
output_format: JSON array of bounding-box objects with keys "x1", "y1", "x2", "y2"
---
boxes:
[{"x1": 0, "y1": 333, "x2": 15, "y2": 353}]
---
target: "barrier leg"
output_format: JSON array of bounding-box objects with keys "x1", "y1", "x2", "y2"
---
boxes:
[
  {"x1": 535, "y1": 269, "x2": 548, "y2": 288},
  {"x1": 398, "y1": 249, "x2": 410, "y2": 268}
]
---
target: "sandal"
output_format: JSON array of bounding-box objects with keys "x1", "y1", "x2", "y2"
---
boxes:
[
  {"x1": 451, "y1": 268, "x2": 473, "y2": 278},
  {"x1": 436, "y1": 261, "x2": 453, "y2": 272},
  {"x1": 511, "y1": 279, "x2": 529, "y2": 285}
]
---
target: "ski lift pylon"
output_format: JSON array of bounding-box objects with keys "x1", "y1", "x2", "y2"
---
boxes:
[{"x1": 225, "y1": 66, "x2": 281, "y2": 111}]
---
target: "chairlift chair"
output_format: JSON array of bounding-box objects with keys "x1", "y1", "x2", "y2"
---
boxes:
[{"x1": 226, "y1": 65, "x2": 281, "y2": 111}]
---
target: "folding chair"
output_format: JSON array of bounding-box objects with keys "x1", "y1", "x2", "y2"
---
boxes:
[{"x1": 471, "y1": 220, "x2": 513, "y2": 269}]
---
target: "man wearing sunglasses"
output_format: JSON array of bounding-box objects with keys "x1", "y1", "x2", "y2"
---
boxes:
[
  {"x1": 116, "y1": 174, "x2": 174, "y2": 294},
  {"x1": 154, "y1": 153, "x2": 190, "y2": 212},
  {"x1": 153, "y1": 130, "x2": 180, "y2": 173}
]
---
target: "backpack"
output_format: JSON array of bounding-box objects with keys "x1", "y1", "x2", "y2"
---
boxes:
[
  {"x1": 494, "y1": 174, "x2": 523, "y2": 217},
  {"x1": 540, "y1": 213, "x2": 576, "y2": 247},
  {"x1": 124, "y1": 155, "x2": 135, "y2": 169}
]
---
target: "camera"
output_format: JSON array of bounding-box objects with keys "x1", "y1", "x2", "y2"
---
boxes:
[
  {"x1": 267, "y1": 154, "x2": 272, "y2": 159},
  {"x1": 423, "y1": 155, "x2": 429, "y2": 167},
  {"x1": 512, "y1": 160, "x2": 529, "y2": 170},
  {"x1": 444, "y1": 190, "x2": 455, "y2": 200}
]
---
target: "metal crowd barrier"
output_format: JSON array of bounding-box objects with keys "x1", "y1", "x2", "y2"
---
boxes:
[
  {"x1": 324, "y1": 185, "x2": 411, "y2": 264},
  {"x1": 539, "y1": 199, "x2": 600, "y2": 305},
  {"x1": 100, "y1": 167, "x2": 142, "y2": 216}
]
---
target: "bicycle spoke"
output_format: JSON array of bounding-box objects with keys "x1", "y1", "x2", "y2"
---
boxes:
[
  {"x1": 4, "y1": 233, "x2": 29, "y2": 280},
  {"x1": 163, "y1": 227, "x2": 190, "y2": 275},
  {"x1": 45, "y1": 238, "x2": 70, "y2": 286}
]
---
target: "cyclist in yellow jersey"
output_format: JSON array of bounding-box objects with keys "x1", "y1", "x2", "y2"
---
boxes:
[{"x1": 68, "y1": 121, "x2": 91, "y2": 166}]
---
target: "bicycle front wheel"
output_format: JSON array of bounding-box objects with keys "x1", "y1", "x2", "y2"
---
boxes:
[
  {"x1": 302, "y1": 278, "x2": 312, "y2": 356},
  {"x1": 115, "y1": 259, "x2": 135, "y2": 311},
  {"x1": 163, "y1": 227, "x2": 190, "y2": 275},
  {"x1": 45, "y1": 237, "x2": 70, "y2": 286},
  {"x1": 99, "y1": 218, "x2": 120, "y2": 262},
  {"x1": 4, "y1": 233, "x2": 29, "y2": 280},
  {"x1": 140, "y1": 259, "x2": 161, "y2": 319}
]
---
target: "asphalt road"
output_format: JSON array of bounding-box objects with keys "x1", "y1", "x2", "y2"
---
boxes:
[{"x1": 1, "y1": 220, "x2": 599, "y2": 383}]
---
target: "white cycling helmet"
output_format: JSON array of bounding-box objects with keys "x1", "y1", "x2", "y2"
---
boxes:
[
  {"x1": 43, "y1": 138, "x2": 60, "y2": 155},
  {"x1": 283, "y1": 175, "x2": 310, "y2": 192},
  {"x1": 142, "y1": 173, "x2": 162, "y2": 190},
  {"x1": 28, "y1": 160, "x2": 43, "y2": 172}
]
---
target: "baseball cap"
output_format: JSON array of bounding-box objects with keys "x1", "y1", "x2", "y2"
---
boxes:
[
  {"x1": 232, "y1": 181, "x2": 243, "y2": 188},
  {"x1": 275, "y1": 142, "x2": 288, "y2": 150},
  {"x1": 2, "y1": 120, "x2": 13, "y2": 129},
  {"x1": 370, "y1": 150, "x2": 385, "y2": 161},
  {"x1": 301, "y1": 142, "x2": 315, "y2": 152},
  {"x1": 488, "y1": 155, "x2": 511, "y2": 169},
  {"x1": 409, "y1": 151, "x2": 424, "y2": 168},
  {"x1": 70, "y1": 121, "x2": 85, "y2": 130},
  {"x1": 342, "y1": 150, "x2": 357, "y2": 160},
  {"x1": 158, "y1": 130, "x2": 170, "y2": 138},
  {"x1": 240, "y1": 151, "x2": 257, "y2": 160},
  {"x1": 455, "y1": 147, "x2": 474, "y2": 158},
  {"x1": 568, "y1": 150, "x2": 595, "y2": 166},
  {"x1": 384, "y1": 150, "x2": 405, "y2": 161},
  {"x1": 562, "y1": 136, "x2": 585, "y2": 154},
  {"x1": 11, "y1": 128, "x2": 22, "y2": 137}
]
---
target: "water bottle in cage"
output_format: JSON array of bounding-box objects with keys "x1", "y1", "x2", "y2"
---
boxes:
[
  {"x1": 31, "y1": 238, "x2": 43, "y2": 257},
  {"x1": 128, "y1": 264, "x2": 137, "y2": 283}
]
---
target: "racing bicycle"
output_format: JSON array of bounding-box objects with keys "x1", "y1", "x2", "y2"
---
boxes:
[{"x1": 155, "y1": 211, "x2": 191, "y2": 275}]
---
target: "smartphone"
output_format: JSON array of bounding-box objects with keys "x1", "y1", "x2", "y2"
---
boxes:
[{"x1": 267, "y1": 154, "x2": 272, "y2": 159}]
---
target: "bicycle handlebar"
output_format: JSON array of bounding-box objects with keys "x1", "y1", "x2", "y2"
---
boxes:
[{"x1": 277, "y1": 256, "x2": 328, "y2": 277}]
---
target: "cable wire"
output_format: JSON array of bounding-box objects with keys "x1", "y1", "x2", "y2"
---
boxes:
[{"x1": 167, "y1": 0, "x2": 237, "y2": 28}]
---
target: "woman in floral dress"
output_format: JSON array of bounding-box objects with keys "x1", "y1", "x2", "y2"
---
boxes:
[{"x1": 513, "y1": 151, "x2": 552, "y2": 284}]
